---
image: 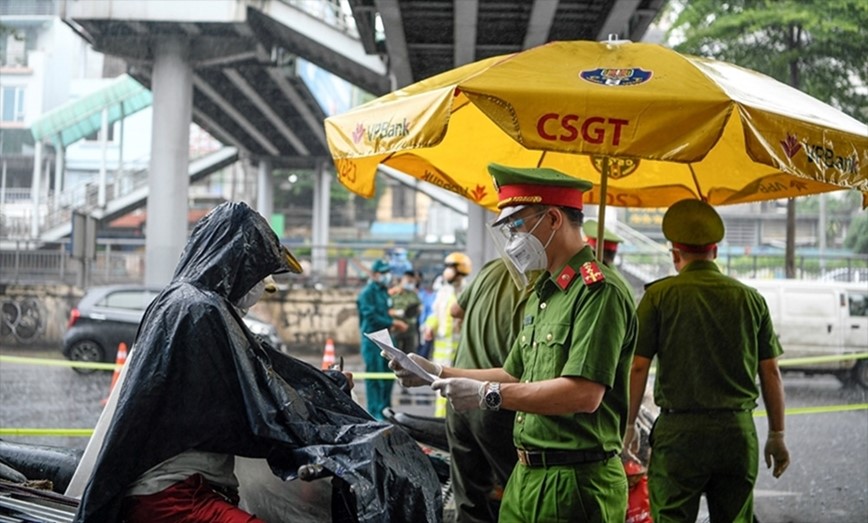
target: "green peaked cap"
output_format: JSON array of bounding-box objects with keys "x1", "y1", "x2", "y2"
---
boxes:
[
  {"x1": 583, "y1": 219, "x2": 623, "y2": 243},
  {"x1": 662, "y1": 199, "x2": 725, "y2": 246}
]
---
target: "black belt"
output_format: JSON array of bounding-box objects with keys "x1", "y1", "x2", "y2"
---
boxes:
[
  {"x1": 516, "y1": 448, "x2": 616, "y2": 467},
  {"x1": 661, "y1": 408, "x2": 751, "y2": 415}
]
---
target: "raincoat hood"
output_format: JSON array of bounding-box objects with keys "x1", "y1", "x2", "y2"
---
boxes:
[
  {"x1": 174, "y1": 201, "x2": 298, "y2": 303},
  {"x1": 74, "y1": 202, "x2": 440, "y2": 522}
]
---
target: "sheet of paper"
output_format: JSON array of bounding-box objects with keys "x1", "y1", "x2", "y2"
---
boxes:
[{"x1": 365, "y1": 328, "x2": 437, "y2": 384}]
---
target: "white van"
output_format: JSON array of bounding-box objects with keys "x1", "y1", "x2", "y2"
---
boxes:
[{"x1": 740, "y1": 279, "x2": 868, "y2": 388}]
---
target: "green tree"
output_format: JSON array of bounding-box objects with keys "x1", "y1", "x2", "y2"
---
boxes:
[
  {"x1": 844, "y1": 212, "x2": 868, "y2": 253},
  {"x1": 666, "y1": 0, "x2": 868, "y2": 277},
  {"x1": 273, "y1": 167, "x2": 383, "y2": 228}
]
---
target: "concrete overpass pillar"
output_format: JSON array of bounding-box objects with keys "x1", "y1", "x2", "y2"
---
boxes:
[
  {"x1": 466, "y1": 204, "x2": 496, "y2": 275},
  {"x1": 311, "y1": 161, "x2": 331, "y2": 278},
  {"x1": 257, "y1": 159, "x2": 274, "y2": 220},
  {"x1": 145, "y1": 37, "x2": 192, "y2": 286},
  {"x1": 30, "y1": 141, "x2": 42, "y2": 239}
]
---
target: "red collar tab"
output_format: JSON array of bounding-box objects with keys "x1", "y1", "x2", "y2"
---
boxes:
[
  {"x1": 672, "y1": 242, "x2": 716, "y2": 253},
  {"x1": 498, "y1": 183, "x2": 584, "y2": 210},
  {"x1": 579, "y1": 261, "x2": 606, "y2": 287},
  {"x1": 555, "y1": 265, "x2": 577, "y2": 291}
]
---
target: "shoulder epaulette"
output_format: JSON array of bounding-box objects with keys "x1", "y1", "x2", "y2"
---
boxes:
[
  {"x1": 644, "y1": 276, "x2": 673, "y2": 290},
  {"x1": 579, "y1": 261, "x2": 606, "y2": 288}
]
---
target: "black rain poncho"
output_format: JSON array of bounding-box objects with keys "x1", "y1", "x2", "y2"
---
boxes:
[{"x1": 74, "y1": 202, "x2": 441, "y2": 522}]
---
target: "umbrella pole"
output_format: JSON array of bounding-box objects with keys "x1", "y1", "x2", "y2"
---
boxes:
[{"x1": 595, "y1": 158, "x2": 609, "y2": 263}]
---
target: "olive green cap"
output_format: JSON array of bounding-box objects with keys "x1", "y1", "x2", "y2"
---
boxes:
[
  {"x1": 488, "y1": 163, "x2": 593, "y2": 224},
  {"x1": 583, "y1": 220, "x2": 623, "y2": 243},
  {"x1": 662, "y1": 199, "x2": 725, "y2": 250}
]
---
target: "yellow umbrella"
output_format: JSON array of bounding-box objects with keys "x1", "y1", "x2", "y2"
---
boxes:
[{"x1": 325, "y1": 39, "x2": 868, "y2": 228}]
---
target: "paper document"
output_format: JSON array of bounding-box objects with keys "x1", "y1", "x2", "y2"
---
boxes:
[{"x1": 365, "y1": 329, "x2": 437, "y2": 384}]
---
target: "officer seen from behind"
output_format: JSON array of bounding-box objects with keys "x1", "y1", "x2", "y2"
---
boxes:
[{"x1": 627, "y1": 199, "x2": 790, "y2": 523}]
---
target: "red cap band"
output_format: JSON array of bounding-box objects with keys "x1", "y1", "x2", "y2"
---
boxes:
[
  {"x1": 672, "y1": 242, "x2": 716, "y2": 253},
  {"x1": 498, "y1": 183, "x2": 584, "y2": 210},
  {"x1": 587, "y1": 238, "x2": 619, "y2": 252}
]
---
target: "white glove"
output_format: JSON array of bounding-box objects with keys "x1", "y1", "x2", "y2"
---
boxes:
[
  {"x1": 381, "y1": 351, "x2": 442, "y2": 388},
  {"x1": 431, "y1": 378, "x2": 485, "y2": 412},
  {"x1": 764, "y1": 430, "x2": 790, "y2": 478},
  {"x1": 623, "y1": 422, "x2": 640, "y2": 456}
]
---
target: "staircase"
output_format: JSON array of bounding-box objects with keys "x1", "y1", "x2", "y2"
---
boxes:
[{"x1": 2, "y1": 147, "x2": 238, "y2": 246}]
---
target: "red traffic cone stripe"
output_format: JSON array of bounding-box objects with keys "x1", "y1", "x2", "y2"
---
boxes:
[
  {"x1": 321, "y1": 338, "x2": 336, "y2": 370},
  {"x1": 101, "y1": 342, "x2": 128, "y2": 405}
]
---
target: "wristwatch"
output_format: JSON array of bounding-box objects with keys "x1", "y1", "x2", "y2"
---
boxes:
[{"x1": 483, "y1": 382, "x2": 502, "y2": 411}]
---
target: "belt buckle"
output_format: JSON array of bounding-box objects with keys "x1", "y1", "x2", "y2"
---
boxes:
[{"x1": 517, "y1": 449, "x2": 529, "y2": 466}]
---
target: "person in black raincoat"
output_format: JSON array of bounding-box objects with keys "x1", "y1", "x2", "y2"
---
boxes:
[{"x1": 73, "y1": 202, "x2": 441, "y2": 522}]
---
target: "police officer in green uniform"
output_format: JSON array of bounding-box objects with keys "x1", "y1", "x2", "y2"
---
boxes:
[
  {"x1": 446, "y1": 258, "x2": 530, "y2": 522},
  {"x1": 582, "y1": 219, "x2": 636, "y2": 309},
  {"x1": 385, "y1": 164, "x2": 638, "y2": 522},
  {"x1": 582, "y1": 219, "x2": 624, "y2": 267},
  {"x1": 626, "y1": 199, "x2": 790, "y2": 523}
]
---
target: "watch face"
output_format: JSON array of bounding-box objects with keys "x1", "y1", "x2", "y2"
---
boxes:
[{"x1": 484, "y1": 387, "x2": 501, "y2": 410}]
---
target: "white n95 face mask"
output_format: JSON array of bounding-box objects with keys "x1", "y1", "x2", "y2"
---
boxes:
[
  {"x1": 487, "y1": 213, "x2": 555, "y2": 290},
  {"x1": 236, "y1": 279, "x2": 266, "y2": 311},
  {"x1": 504, "y1": 211, "x2": 555, "y2": 273},
  {"x1": 504, "y1": 231, "x2": 550, "y2": 273}
]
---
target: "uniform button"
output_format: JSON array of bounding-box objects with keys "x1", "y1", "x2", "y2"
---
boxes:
[
  {"x1": 521, "y1": 335, "x2": 526, "y2": 343},
  {"x1": 532, "y1": 342, "x2": 537, "y2": 349},
  {"x1": 540, "y1": 302, "x2": 547, "y2": 310},
  {"x1": 524, "y1": 380, "x2": 530, "y2": 383},
  {"x1": 546, "y1": 333, "x2": 552, "y2": 341}
]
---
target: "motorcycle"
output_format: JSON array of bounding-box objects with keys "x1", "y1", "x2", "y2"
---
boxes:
[{"x1": 0, "y1": 399, "x2": 454, "y2": 523}]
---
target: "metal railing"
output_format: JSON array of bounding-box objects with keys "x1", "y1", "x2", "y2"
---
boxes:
[{"x1": 2, "y1": 238, "x2": 866, "y2": 290}]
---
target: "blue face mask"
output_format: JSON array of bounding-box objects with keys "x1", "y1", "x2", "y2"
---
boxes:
[
  {"x1": 379, "y1": 273, "x2": 393, "y2": 286},
  {"x1": 403, "y1": 283, "x2": 415, "y2": 291}
]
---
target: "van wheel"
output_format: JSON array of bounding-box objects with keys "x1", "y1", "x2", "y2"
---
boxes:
[
  {"x1": 69, "y1": 340, "x2": 105, "y2": 374},
  {"x1": 853, "y1": 360, "x2": 868, "y2": 389}
]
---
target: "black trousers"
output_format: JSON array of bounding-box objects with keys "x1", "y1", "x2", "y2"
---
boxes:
[{"x1": 446, "y1": 406, "x2": 517, "y2": 523}]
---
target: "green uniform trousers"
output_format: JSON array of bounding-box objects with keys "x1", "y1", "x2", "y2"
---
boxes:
[
  {"x1": 648, "y1": 411, "x2": 758, "y2": 523},
  {"x1": 498, "y1": 456, "x2": 627, "y2": 522},
  {"x1": 446, "y1": 407, "x2": 517, "y2": 523}
]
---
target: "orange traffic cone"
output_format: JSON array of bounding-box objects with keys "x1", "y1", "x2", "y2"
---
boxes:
[
  {"x1": 321, "y1": 338, "x2": 336, "y2": 370},
  {"x1": 101, "y1": 342, "x2": 127, "y2": 405}
]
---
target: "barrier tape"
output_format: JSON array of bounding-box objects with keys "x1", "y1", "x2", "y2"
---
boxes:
[
  {"x1": 0, "y1": 355, "x2": 118, "y2": 371},
  {"x1": 2, "y1": 354, "x2": 866, "y2": 438},
  {"x1": 4, "y1": 352, "x2": 867, "y2": 374},
  {"x1": 777, "y1": 352, "x2": 868, "y2": 366},
  {"x1": 0, "y1": 428, "x2": 94, "y2": 437},
  {"x1": 4, "y1": 403, "x2": 865, "y2": 438}
]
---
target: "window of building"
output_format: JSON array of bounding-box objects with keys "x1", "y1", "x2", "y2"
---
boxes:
[
  {"x1": 83, "y1": 123, "x2": 115, "y2": 142},
  {"x1": 0, "y1": 85, "x2": 25, "y2": 122},
  {"x1": 391, "y1": 184, "x2": 415, "y2": 218}
]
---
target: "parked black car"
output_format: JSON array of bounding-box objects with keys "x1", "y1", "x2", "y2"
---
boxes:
[{"x1": 62, "y1": 285, "x2": 284, "y2": 372}]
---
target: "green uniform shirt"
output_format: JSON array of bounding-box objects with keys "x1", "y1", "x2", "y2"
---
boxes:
[
  {"x1": 635, "y1": 260, "x2": 783, "y2": 411},
  {"x1": 454, "y1": 259, "x2": 530, "y2": 370},
  {"x1": 391, "y1": 288, "x2": 421, "y2": 328},
  {"x1": 503, "y1": 246, "x2": 637, "y2": 454}
]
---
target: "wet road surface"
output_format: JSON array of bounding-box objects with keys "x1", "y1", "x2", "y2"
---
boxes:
[{"x1": 1, "y1": 348, "x2": 866, "y2": 522}]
